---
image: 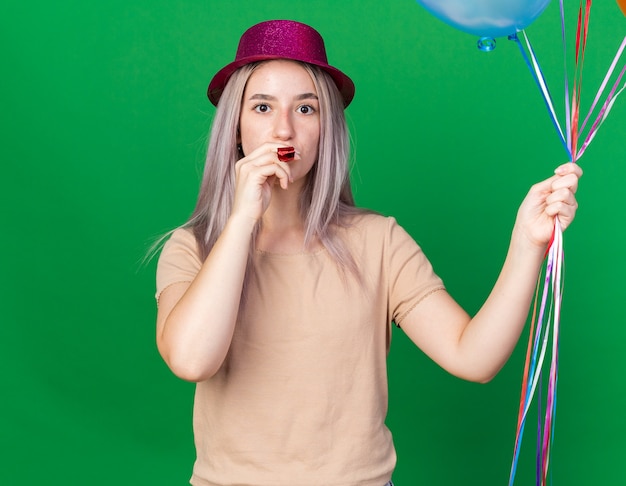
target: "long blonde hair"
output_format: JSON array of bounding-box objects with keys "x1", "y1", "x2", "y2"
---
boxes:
[{"x1": 185, "y1": 61, "x2": 367, "y2": 279}]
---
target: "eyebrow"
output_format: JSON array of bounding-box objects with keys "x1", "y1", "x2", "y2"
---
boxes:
[{"x1": 248, "y1": 93, "x2": 319, "y2": 101}]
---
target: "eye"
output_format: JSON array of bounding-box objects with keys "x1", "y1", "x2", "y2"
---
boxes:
[
  {"x1": 297, "y1": 104, "x2": 316, "y2": 115},
  {"x1": 254, "y1": 104, "x2": 270, "y2": 113}
]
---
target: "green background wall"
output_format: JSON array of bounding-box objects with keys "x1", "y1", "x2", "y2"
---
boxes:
[{"x1": 2, "y1": 1, "x2": 625, "y2": 484}]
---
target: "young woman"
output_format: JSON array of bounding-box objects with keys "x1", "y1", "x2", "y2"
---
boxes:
[{"x1": 155, "y1": 20, "x2": 582, "y2": 486}]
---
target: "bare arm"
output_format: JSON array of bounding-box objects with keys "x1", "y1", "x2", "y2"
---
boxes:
[
  {"x1": 401, "y1": 163, "x2": 582, "y2": 383},
  {"x1": 156, "y1": 144, "x2": 294, "y2": 382},
  {"x1": 156, "y1": 215, "x2": 255, "y2": 382}
]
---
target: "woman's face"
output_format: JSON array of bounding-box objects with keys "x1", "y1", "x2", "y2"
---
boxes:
[{"x1": 239, "y1": 60, "x2": 320, "y2": 183}]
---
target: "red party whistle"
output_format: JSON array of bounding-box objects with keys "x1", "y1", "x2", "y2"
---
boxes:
[{"x1": 277, "y1": 146, "x2": 296, "y2": 162}]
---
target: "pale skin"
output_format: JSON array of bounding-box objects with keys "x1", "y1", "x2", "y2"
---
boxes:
[{"x1": 156, "y1": 60, "x2": 582, "y2": 383}]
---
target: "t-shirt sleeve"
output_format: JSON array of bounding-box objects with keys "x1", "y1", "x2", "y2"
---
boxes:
[
  {"x1": 155, "y1": 228, "x2": 203, "y2": 302},
  {"x1": 385, "y1": 217, "x2": 445, "y2": 326}
]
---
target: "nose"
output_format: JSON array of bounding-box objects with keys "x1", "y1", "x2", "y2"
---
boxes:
[{"x1": 272, "y1": 110, "x2": 294, "y2": 141}]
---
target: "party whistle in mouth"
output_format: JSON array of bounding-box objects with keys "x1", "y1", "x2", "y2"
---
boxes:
[{"x1": 277, "y1": 146, "x2": 296, "y2": 162}]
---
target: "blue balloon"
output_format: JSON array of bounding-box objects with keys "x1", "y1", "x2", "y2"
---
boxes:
[{"x1": 416, "y1": 0, "x2": 552, "y2": 39}]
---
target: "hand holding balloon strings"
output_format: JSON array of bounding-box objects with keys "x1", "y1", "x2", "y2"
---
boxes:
[
  {"x1": 506, "y1": 5, "x2": 624, "y2": 483},
  {"x1": 414, "y1": 2, "x2": 625, "y2": 485}
]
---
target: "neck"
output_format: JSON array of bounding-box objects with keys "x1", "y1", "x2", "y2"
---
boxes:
[
  {"x1": 262, "y1": 182, "x2": 303, "y2": 230},
  {"x1": 256, "y1": 183, "x2": 321, "y2": 253}
]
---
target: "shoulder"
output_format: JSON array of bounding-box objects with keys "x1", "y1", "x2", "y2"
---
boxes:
[
  {"x1": 343, "y1": 212, "x2": 414, "y2": 245},
  {"x1": 158, "y1": 227, "x2": 202, "y2": 268},
  {"x1": 343, "y1": 211, "x2": 389, "y2": 231},
  {"x1": 337, "y1": 213, "x2": 425, "y2": 262},
  {"x1": 162, "y1": 227, "x2": 199, "y2": 253},
  {"x1": 155, "y1": 227, "x2": 202, "y2": 298}
]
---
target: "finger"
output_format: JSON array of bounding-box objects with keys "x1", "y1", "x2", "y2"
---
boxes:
[
  {"x1": 545, "y1": 187, "x2": 578, "y2": 216},
  {"x1": 551, "y1": 173, "x2": 581, "y2": 195},
  {"x1": 545, "y1": 187, "x2": 577, "y2": 208},
  {"x1": 544, "y1": 196, "x2": 576, "y2": 216},
  {"x1": 247, "y1": 161, "x2": 291, "y2": 190},
  {"x1": 236, "y1": 145, "x2": 297, "y2": 189},
  {"x1": 273, "y1": 160, "x2": 294, "y2": 184},
  {"x1": 554, "y1": 162, "x2": 583, "y2": 178},
  {"x1": 254, "y1": 159, "x2": 291, "y2": 189},
  {"x1": 235, "y1": 152, "x2": 277, "y2": 171},
  {"x1": 237, "y1": 151, "x2": 290, "y2": 174},
  {"x1": 245, "y1": 143, "x2": 300, "y2": 161},
  {"x1": 529, "y1": 164, "x2": 582, "y2": 199},
  {"x1": 544, "y1": 201, "x2": 578, "y2": 230}
]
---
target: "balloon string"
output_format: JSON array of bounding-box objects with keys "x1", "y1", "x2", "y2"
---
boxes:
[
  {"x1": 508, "y1": 275, "x2": 541, "y2": 486},
  {"x1": 577, "y1": 61, "x2": 626, "y2": 159},
  {"x1": 571, "y1": 0, "x2": 593, "y2": 158},
  {"x1": 542, "y1": 218, "x2": 563, "y2": 485},
  {"x1": 509, "y1": 1, "x2": 623, "y2": 484},
  {"x1": 579, "y1": 34, "x2": 626, "y2": 133},
  {"x1": 508, "y1": 219, "x2": 564, "y2": 486},
  {"x1": 536, "y1": 374, "x2": 543, "y2": 486},
  {"x1": 508, "y1": 229, "x2": 559, "y2": 486},
  {"x1": 559, "y1": 0, "x2": 572, "y2": 149},
  {"x1": 576, "y1": 36, "x2": 626, "y2": 159},
  {"x1": 510, "y1": 33, "x2": 571, "y2": 159},
  {"x1": 509, "y1": 9, "x2": 571, "y2": 485}
]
